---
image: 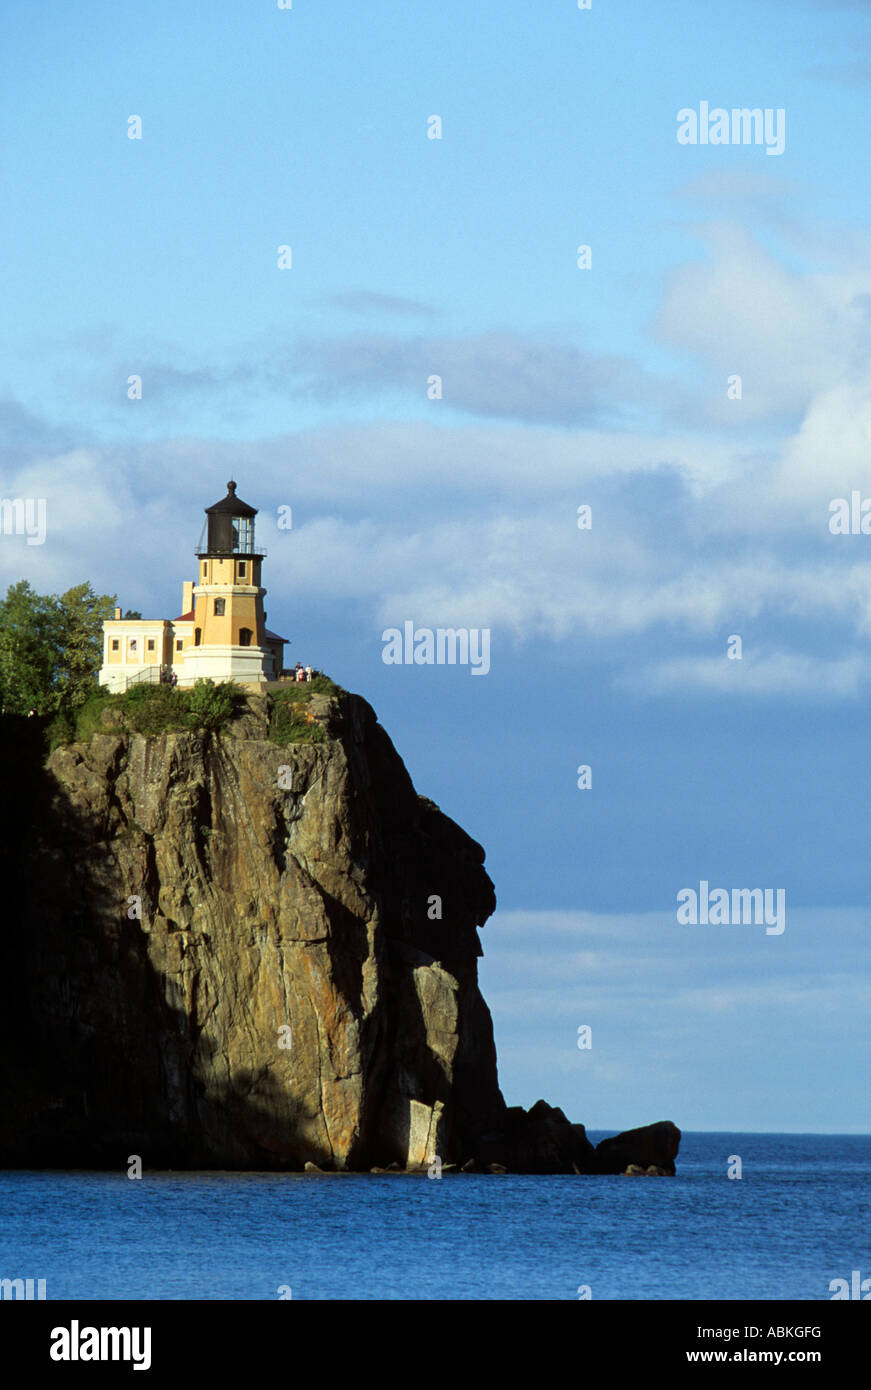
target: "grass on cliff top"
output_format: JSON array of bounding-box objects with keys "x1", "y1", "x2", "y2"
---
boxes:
[
  {"x1": 46, "y1": 678, "x2": 245, "y2": 748},
  {"x1": 45, "y1": 673, "x2": 345, "y2": 750},
  {"x1": 266, "y1": 675, "x2": 340, "y2": 746}
]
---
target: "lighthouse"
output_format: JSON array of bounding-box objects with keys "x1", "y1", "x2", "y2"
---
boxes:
[
  {"x1": 183, "y1": 480, "x2": 279, "y2": 685},
  {"x1": 98, "y1": 482, "x2": 288, "y2": 691}
]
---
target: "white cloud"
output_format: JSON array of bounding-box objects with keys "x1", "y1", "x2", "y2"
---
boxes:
[
  {"x1": 654, "y1": 221, "x2": 871, "y2": 424},
  {"x1": 480, "y1": 908, "x2": 871, "y2": 1012},
  {"x1": 623, "y1": 649, "x2": 871, "y2": 699}
]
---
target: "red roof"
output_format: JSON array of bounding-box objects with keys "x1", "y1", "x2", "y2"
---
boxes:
[{"x1": 174, "y1": 610, "x2": 195, "y2": 622}]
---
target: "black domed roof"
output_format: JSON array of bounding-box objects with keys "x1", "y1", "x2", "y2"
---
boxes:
[{"x1": 204, "y1": 480, "x2": 257, "y2": 517}]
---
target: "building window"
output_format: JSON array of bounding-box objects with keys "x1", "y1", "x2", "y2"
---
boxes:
[
  {"x1": 176, "y1": 639, "x2": 183, "y2": 651},
  {"x1": 239, "y1": 627, "x2": 252, "y2": 647},
  {"x1": 201, "y1": 562, "x2": 207, "y2": 578},
  {"x1": 129, "y1": 640, "x2": 137, "y2": 651},
  {"x1": 147, "y1": 639, "x2": 155, "y2": 651},
  {"x1": 214, "y1": 598, "x2": 225, "y2": 616},
  {"x1": 238, "y1": 562, "x2": 246, "y2": 579},
  {"x1": 194, "y1": 628, "x2": 201, "y2": 647},
  {"x1": 111, "y1": 639, "x2": 119, "y2": 652}
]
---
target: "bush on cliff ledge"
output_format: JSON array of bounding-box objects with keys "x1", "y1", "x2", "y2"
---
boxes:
[
  {"x1": 184, "y1": 678, "x2": 242, "y2": 732},
  {"x1": 46, "y1": 678, "x2": 244, "y2": 747},
  {"x1": 267, "y1": 676, "x2": 339, "y2": 746}
]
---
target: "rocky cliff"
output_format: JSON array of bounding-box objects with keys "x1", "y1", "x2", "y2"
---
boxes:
[{"x1": 0, "y1": 691, "x2": 678, "y2": 1174}]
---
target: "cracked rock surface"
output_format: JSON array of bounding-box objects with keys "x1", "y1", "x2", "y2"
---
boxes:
[
  {"x1": 0, "y1": 693, "x2": 505, "y2": 1169},
  {"x1": 0, "y1": 694, "x2": 678, "y2": 1175}
]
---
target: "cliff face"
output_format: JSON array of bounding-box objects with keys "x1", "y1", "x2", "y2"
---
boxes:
[
  {"x1": 0, "y1": 693, "x2": 680, "y2": 1174},
  {"x1": 0, "y1": 694, "x2": 509, "y2": 1169}
]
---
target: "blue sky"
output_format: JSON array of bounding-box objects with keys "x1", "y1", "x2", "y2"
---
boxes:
[{"x1": 3, "y1": 0, "x2": 871, "y2": 1131}]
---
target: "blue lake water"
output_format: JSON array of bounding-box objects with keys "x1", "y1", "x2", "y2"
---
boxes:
[{"x1": 1, "y1": 1133, "x2": 868, "y2": 1300}]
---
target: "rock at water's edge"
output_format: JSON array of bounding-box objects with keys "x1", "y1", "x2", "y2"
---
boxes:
[{"x1": 594, "y1": 1121, "x2": 681, "y2": 1175}]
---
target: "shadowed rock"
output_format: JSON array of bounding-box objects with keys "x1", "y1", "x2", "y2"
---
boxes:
[{"x1": 594, "y1": 1121, "x2": 681, "y2": 1175}]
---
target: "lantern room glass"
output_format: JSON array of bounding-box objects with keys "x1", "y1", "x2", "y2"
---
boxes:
[{"x1": 231, "y1": 516, "x2": 255, "y2": 554}]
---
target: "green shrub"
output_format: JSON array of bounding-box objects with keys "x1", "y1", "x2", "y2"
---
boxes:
[
  {"x1": 185, "y1": 679, "x2": 242, "y2": 731},
  {"x1": 120, "y1": 683, "x2": 188, "y2": 736},
  {"x1": 113, "y1": 679, "x2": 242, "y2": 736},
  {"x1": 268, "y1": 697, "x2": 326, "y2": 745},
  {"x1": 281, "y1": 674, "x2": 339, "y2": 700},
  {"x1": 74, "y1": 690, "x2": 117, "y2": 742},
  {"x1": 45, "y1": 708, "x2": 75, "y2": 751},
  {"x1": 46, "y1": 674, "x2": 304, "y2": 749},
  {"x1": 267, "y1": 676, "x2": 339, "y2": 745}
]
